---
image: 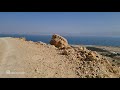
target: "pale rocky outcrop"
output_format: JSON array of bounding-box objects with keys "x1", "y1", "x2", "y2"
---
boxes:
[{"x1": 50, "y1": 34, "x2": 71, "y2": 49}]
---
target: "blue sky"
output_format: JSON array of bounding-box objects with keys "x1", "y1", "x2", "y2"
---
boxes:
[{"x1": 0, "y1": 12, "x2": 120, "y2": 36}]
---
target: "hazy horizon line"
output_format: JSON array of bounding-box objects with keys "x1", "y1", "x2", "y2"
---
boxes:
[{"x1": 0, "y1": 32, "x2": 120, "y2": 37}]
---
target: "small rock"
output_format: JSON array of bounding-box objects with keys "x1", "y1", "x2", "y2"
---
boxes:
[
  {"x1": 62, "y1": 50, "x2": 69, "y2": 55},
  {"x1": 35, "y1": 68, "x2": 39, "y2": 73},
  {"x1": 19, "y1": 37, "x2": 26, "y2": 41}
]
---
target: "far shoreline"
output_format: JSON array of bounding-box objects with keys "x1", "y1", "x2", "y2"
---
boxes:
[
  {"x1": 0, "y1": 36, "x2": 120, "y2": 47},
  {"x1": 71, "y1": 44, "x2": 120, "y2": 48}
]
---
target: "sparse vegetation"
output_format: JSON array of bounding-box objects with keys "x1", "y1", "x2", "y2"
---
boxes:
[{"x1": 86, "y1": 47, "x2": 109, "y2": 52}]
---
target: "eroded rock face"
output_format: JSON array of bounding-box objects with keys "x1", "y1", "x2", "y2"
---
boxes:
[
  {"x1": 60, "y1": 46, "x2": 120, "y2": 77},
  {"x1": 49, "y1": 34, "x2": 120, "y2": 77},
  {"x1": 61, "y1": 45, "x2": 100, "y2": 61},
  {"x1": 50, "y1": 34, "x2": 70, "y2": 49}
]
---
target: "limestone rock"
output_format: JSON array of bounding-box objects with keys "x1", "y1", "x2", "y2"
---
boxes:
[
  {"x1": 50, "y1": 34, "x2": 70, "y2": 49},
  {"x1": 19, "y1": 37, "x2": 26, "y2": 41},
  {"x1": 38, "y1": 41, "x2": 46, "y2": 45},
  {"x1": 86, "y1": 51, "x2": 99, "y2": 61}
]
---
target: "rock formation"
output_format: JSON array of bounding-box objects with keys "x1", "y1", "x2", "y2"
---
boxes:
[
  {"x1": 49, "y1": 34, "x2": 120, "y2": 78},
  {"x1": 50, "y1": 34, "x2": 71, "y2": 49}
]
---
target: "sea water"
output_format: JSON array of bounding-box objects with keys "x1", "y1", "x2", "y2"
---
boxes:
[{"x1": 0, "y1": 34, "x2": 120, "y2": 47}]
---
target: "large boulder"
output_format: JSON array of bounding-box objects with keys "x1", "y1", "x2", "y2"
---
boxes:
[{"x1": 50, "y1": 34, "x2": 70, "y2": 49}]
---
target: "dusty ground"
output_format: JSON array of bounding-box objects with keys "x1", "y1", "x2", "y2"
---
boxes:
[
  {"x1": 0, "y1": 37, "x2": 120, "y2": 78},
  {"x1": 0, "y1": 37, "x2": 77, "y2": 78}
]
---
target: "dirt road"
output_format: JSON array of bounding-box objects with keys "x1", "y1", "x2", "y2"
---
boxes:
[
  {"x1": 0, "y1": 38, "x2": 25, "y2": 78},
  {"x1": 0, "y1": 37, "x2": 76, "y2": 78}
]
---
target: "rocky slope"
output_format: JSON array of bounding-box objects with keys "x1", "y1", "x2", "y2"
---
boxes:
[
  {"x1": 0, "y1": 35, "x2": 119, "y2": 78},
  {"x1": 49, "y1": 34, "x2": 120, "y2": 78}
]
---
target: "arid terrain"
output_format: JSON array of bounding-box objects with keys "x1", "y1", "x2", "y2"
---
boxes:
[
  {"x1": 0, "y1": 35, "x2": 120, "y2": 78},
  {"x1": 85, "y1": 45, "x2": 120, "y2": 67}
]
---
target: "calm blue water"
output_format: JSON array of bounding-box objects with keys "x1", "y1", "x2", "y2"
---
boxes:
[{"x1": 0, "y1": 34, "x2": 120, "y2": 46}]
